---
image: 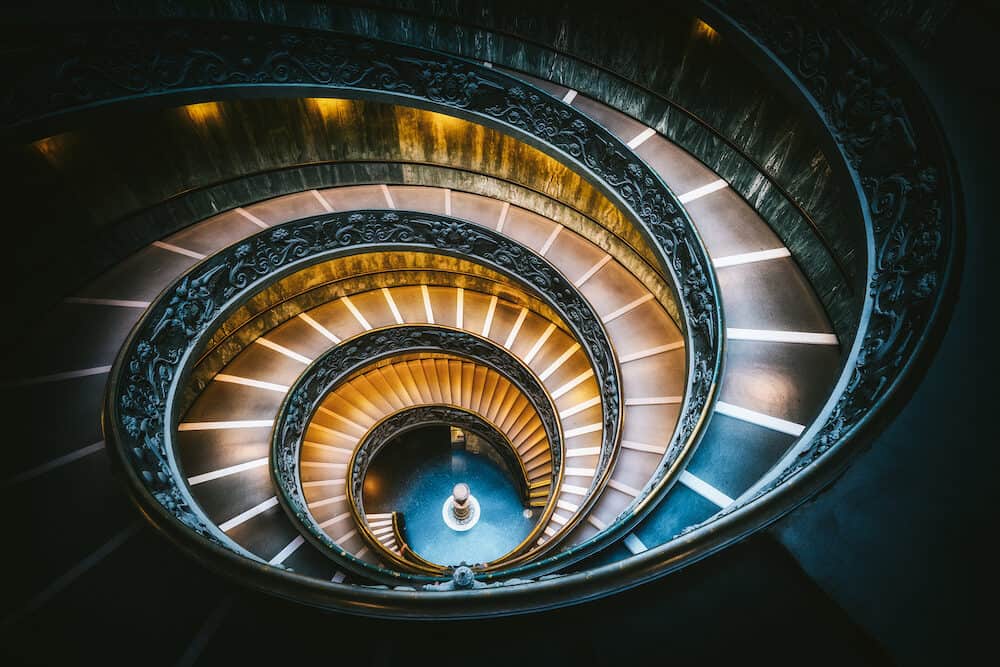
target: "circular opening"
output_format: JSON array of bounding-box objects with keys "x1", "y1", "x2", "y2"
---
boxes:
[{"x1": 362, "y1": 424, "x2": 538, "y2": 565}]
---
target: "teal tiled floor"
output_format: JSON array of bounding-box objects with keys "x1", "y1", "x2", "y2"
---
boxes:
[{"x1": 364, "y1": 428, "x2": 537, "y2": 566}]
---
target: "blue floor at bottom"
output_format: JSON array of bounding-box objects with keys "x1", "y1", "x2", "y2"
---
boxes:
[{"x1": 364, "y1": 436, "x2": 536, "y2": 566}]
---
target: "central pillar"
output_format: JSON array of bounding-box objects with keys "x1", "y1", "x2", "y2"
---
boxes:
[
  {"x1": 452, "y1": 483, "x2": 471, "y2": 520},
  {"x1": 442, "y1": 482, "x2": 481, "y2": 531}
]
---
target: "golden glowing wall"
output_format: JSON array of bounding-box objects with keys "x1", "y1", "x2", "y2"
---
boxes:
[
  {"x1": 6, "y1": 97, "x2": 684, "y2": 332},
  {"x1": 10, "y1": 98, "x2": 655, "y2": 265}
]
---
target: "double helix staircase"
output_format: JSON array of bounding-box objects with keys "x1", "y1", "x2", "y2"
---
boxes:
[{"x1": 0, "y1": 2, "x2": 959, "y2": 663}]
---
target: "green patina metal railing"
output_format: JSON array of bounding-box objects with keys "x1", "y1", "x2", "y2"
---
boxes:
[
  {"x1": 270, "y1": 325, "x2": 566, "y2": 582},
  {"x1": 41, "y1": 0, "x2": 959, "y2": 615}
]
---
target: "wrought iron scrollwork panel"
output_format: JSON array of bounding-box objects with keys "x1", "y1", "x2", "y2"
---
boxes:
[
  {"x1": 107, "y1": 209, "x2": 628, "y2": 582},
  {"x1": 696, "y1": 1, "x2": 957, "y2": 514},
  {"x1": 270, "y1": 325, "x2": 564, "y2": 581},
  {"x1": 24, "y1": 23, "x2": 718, "y2": 543}
]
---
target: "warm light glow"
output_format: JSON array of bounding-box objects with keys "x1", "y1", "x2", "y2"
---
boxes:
[
  {"x1": 183, "y1": 101, "x2": 222, "y2": 126},
  {"x1": 364, "y1": 472, "x2": 382, "y2": 496},
  {"x1": 693, "y1": 18, "x2": 719, "y2": 42},
  {"x1": 32, "y1": 134, "x2": 66, "y2": 165},
  {"x1": 424, "y1": 108, "x2": 467, "y2": 129},
  {"x1": 308, "y1": 97, "x2": 352, "y2": 121}
]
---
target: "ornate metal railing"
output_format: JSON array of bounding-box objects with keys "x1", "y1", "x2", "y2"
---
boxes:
[
  {"x1": 106, "y1": 207, "x2": 672, "y2": 584},
  {"x1": 19, "y1": 24, "x2": 721, "y2": 524},
  {"x1": 307, "y1": 1, "x2": 858, "y2": 292},
  {"x1": 386, "y1": 511, "x2": 439, "y2": 571},
  {"x1": 355, "y1": 404, "x2": 533, "y2": 501},
  {"x1": 56, "y1": 3, "x2": 961, "y2": 616},
  {"x1": 348, "y1": 404, "x2": 538, "y2": 569},
  {"x1": 356, "y1": 403, "x2": 534, "y2": 502},
  {"x1": 90, "y1": 9, "x2": 959, "y2": 616},
  {"x1": 686, "y1": 0, "x2": 958, "y2": 509},
  {"x1": 77, "y1": 24, "x2": 721, "y2": 602},
  {"x1": 272, "y1": 328, "x2": 564, "y2": 581}
]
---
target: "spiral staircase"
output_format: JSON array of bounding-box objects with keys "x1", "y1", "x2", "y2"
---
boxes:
[{"x1": 0, "y1": 1, "x2": 972, "y2": 664}]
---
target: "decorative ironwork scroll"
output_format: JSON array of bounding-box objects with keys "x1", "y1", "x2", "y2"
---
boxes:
[{"x1": 270, "y1": 327, "x2": 563, "y2": 581}]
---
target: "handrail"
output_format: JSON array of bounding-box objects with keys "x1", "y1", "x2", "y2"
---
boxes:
[
  {"x1": 104, "y1": 161, "x2": 681, "y2": 321},
  {"x1": 390, "y1": 513, "x2": 441, "y2": 572},
  {"x1": 107, "y1": 206, "x2": 653, "y2": 582},
  {"x1": 353, "y1": 403, "x2": 534, "y2": 505},
  {"x1": 274, "y1": 331, "x2": 565, "y2": 582},
  {"x1": 84, "y1": 24, "x2": 724, "y2": 610},
  {"x1": 185, "y1": 263, "x2": 576, "y2": 406},
  {"x1": 250, "y1": 208, "x2": 626, "y2": 578},
  {"x1": 76, "y1": 5, "x2": 958, "y2": 618},
  {"x1": 347, "y1": 404, "x2": 540, "y2": 571},
  {"x1": 332, "y1": 1, "x2": 854, "y2": 291}
]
